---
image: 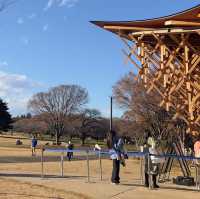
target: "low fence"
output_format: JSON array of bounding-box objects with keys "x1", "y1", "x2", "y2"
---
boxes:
[
  {"x1": 41, "y1": 149, "x2": 147, "y2": 184},
  {"x1": 41, "y1": 148, "x2": 200, "y2": 191}
]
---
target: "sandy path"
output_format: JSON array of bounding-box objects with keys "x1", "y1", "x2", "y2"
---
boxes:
[
  {"x1": 0, "y1": 159, "x2": 199, "y2": 199},
  {"x1": 0, "y1": 177, "x2": 91, "y2": 199}
]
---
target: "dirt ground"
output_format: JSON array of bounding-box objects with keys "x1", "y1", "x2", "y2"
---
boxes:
[{"x1": 0, "y1": 137, "x2": 200, "y2": 199}]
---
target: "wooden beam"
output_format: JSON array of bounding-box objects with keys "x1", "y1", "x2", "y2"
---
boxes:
[
  {"x1": 122, "y1": 49, "x2": 141, "y2": 70},
  {"x1": 121, "y1": 37, "x2": 141, "y2": 61},
  {"x1": 189, "y1": 56, "x2": 200, "y2": 74},
  {"x1": 104, "y1": 25, "x2": 154, "y2": 31},
  {"x1": 184, "y1": 45, "x2": 189, "y2": 74},
  {"x1": 121, "y1": 29, "x2": 200, "y2": 132},
  {"x1": 131, "y1": 28, "x2": 200, "y2": 36},
  {"x1": 165, "y1": 20, "x2": 200, "y2": 27}
]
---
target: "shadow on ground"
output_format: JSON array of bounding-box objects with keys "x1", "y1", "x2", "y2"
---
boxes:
[{"x1": 121, "y1": 183, "x2": 198, "y2": 192}]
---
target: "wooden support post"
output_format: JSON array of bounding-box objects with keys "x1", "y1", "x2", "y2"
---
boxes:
[
  {"x1": 141, "y1": 42, "x2": 148, "y2": 87},
  {"x1": 166, "y1": 101, "x2": 170, "y2": 111},
  {"x1": 160, "y1": 44, "x2": 165, "y2": 70},
  {"x1": 121, "y1": 30, "x2": 200, "y2": 133},
  {"x1": 164, "y1": 74, "x2": 168, "y2": 88},
  {"x1": 184, "y1": 45, "x2": 189, "y2": 74},
  {"x1": 184, "y1": 45, "x2": 194, "y2": 121}
]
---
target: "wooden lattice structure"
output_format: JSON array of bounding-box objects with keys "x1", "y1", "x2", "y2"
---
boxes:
[{"x1": 92, "y1": 5, "x2": 200, "y2": 134}]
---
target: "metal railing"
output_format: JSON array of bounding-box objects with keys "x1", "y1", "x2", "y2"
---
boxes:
[{"x1": 40, "y1": 147, "x2": 200, "y2": 191}]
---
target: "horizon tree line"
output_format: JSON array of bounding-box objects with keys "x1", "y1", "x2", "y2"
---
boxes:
[{"x1": 1, "y1": 75, "x2": 194, "y2": 149}]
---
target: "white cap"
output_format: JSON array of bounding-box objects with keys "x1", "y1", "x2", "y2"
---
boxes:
[{"x1": 94, "y1": 144, "x2": 101, "y2": 150}]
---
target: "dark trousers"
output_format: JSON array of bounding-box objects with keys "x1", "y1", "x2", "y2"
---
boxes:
[
  {"x1": 111, "y1": 159, "x2": 120, "y2": 183},
  {"x1": 67, "y1": 152, "x2": 73, "y2": 161},
  {"x1": 145, "y1": 173, "x2": 158, "y2": 186}
]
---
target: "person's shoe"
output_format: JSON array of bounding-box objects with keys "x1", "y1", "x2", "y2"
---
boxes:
[
  {"x1": 111, "y1": 182, "x2": 119, "y2": 185},
  {"x1": 144, "y1": 184, "x2": 149, "y2": 187},
  {"x1": 153, "y1": 184, "x2": 159, "y2": 188}
]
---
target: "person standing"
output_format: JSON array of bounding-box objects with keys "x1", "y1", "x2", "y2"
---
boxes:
[
  {"x1": 144, "y1": 130, "x2": 160, "y2": 188},
  {"x1": 66, "y1": 141, "x2": 74, "y2": 161},
  {"x1": 194, "y1": 134, "x2": 200, "y2": 161},
  {"x1": 148, "y1": 138, "x2": 160, "y2": 188},
  {"x1": 144, "y1": 140, "x2": 150, "y2": 187},
  {"x1": 31, "y1": 136, "x2": 38, "y2": 156},
  {"x1": 194, "y1": 134, "x2": 200, "y2": 188},
  {"x1": 107, "y1": 130, "x2": 127, "y2": 184}
]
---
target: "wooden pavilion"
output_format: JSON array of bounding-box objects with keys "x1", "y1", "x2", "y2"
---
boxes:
[{"x1": 92, "y1": 5, "x2": 200, "y2": 135}]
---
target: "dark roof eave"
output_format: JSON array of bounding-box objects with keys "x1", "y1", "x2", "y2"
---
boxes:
[{"x1": 90, "y1": 4, "x2": 200, "y2": 31}]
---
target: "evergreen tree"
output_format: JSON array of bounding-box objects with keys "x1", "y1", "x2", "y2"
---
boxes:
[{"x1": 0, "y1": 98, "x2": 12, "y2": 131}]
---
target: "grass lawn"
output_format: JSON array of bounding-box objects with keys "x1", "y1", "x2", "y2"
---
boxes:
[{"x1": 0, "y1": 132, "x2": 137, "y2": 151}]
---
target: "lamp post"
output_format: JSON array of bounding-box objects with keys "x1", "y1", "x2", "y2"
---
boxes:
[{"x1": 110, "y1": 96, "x2": 113, "y2": 131}]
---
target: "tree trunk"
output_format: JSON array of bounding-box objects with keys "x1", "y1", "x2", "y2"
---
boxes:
[
  {"x1": 134, "y1": 138, "x2": 139, "y2": 149},
  {"x1": 70, "y1": 134, "x2": 73, "y2": 140},
  {"x1": 55, "y1": 130, "x2": 59, "y2": 145},
  {"x1": 81, "y1": 136, "x2": 86, "y2": 146},
  {"x1": 55, "y1": 126, "x2": 61, "y2": 145},
  {"x1": 55, "y1": 123, "x2": 64, "y2": 145}
]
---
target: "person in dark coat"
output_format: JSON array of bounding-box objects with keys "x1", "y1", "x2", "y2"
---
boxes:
[
  {"x1": 143, "y1": 141, "x2": 150, "y2": 187},
  {"x1": 66, "y1": 141, "x2": 74, "y2": 161},
  {"x1": 31, "y1": 136, "x2": 38, "y2": 156},
  {"x1": 107, "y1": 130, "x2": 128, "y2": 184}
]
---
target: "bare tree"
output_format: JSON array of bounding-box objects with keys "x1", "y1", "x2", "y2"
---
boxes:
[
  {"x1": 75, "y1": 109, "x2": 102, "y2": 145},
  {"x1": 28, "y1": 85, "x2": 88, "y2": 144},
  {"x1": 113, "y1": 72, "x2": 172, "y2": 144}
]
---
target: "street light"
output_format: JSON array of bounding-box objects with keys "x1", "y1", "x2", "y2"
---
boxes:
[{"x1": 110, "y1": 96, "x2": 113, "y2": 131}]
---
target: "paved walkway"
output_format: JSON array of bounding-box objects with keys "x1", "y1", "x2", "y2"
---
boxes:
[{"x1": 0, "y1": 174, "x2": 199, "y2": 199}]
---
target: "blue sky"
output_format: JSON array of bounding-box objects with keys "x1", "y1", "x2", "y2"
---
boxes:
[{"x1": 0, "y1": 0, "x2": 199, "y2": 117}]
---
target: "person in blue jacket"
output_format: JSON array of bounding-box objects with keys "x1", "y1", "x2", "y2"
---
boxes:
[
  {"x1": 31, "y1": 136, "x2": 38, "y2": 156},
  {"x1": 107, "y1": 130, "x2": 128, "y2": 184}
]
